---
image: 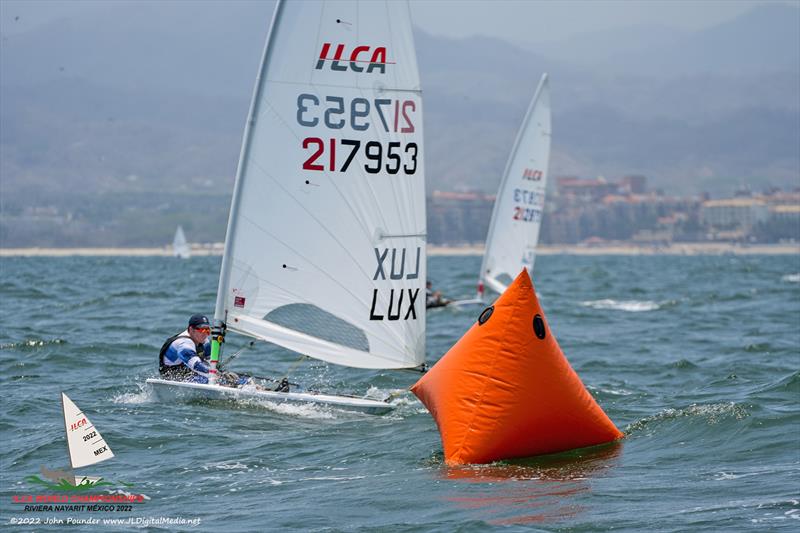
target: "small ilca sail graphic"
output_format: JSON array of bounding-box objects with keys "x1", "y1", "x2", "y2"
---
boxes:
[
  {"x1": 479, "y1": 73, "x2": 551, "y2": 296},
  {"x1": 56, "y1": 393, "x2": 114, "y2": 485},
  {"x1": 172, "y1": 226, "x2": 191, "y2": 259}
]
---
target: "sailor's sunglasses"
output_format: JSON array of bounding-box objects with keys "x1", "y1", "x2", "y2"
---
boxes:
[{"x1": 193, "y1": 326, "x2": 211, "y2": 334}]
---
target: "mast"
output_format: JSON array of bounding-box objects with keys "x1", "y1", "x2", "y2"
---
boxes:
[
  {"x1": 210, "y1": 1, "x2": 285, "y2": 381},
  {"x1": 215, "y1": 0, "x2": 284, "y2": 324}
]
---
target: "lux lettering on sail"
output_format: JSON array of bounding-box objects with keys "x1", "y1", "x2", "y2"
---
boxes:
[
  {"x1": 370, "y1": 247, "x2": 420, "y2": 321},
  {"x1": 315, "y1": 43, "x2": 391, "y2": 73}
]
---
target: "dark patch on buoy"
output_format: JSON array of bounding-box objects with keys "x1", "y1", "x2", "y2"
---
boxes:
[
  {"x1": 478, "y1": 306, "x2": 494, "y2": 325},
  {"x1": 282, "y1": 264, "x2": 287, "y2": 268},
  {"x1": 533, "y1": 314, "x2": 546, "y2": 339}
]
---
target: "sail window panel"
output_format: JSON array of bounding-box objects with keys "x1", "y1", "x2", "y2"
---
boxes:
[{"x1": 264, "y1": 303, "x2": 369, "y2": 352}]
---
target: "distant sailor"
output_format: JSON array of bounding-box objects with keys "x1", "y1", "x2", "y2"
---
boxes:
[
  {"x1": 426, "y1": 280, "x2": 450, "y2": 309},
  {"x1": 159, "y1": 314, "x2": 243, "y2": 386}
]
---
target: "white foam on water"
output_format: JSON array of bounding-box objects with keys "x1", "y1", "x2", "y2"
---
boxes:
[
  {"x1": 364, "y1": 385, "x2": 393, "y2": 401},
  {"x1": 626, "y1": 402, "x2": 749, "y2": 435},
  {"x1": 714, "y1": 470, "x2": 769, "y2": 481},
  {"x1": 581, "y1": 299, "x2": 660, "y2": 312},
  {"x1": 596, "y1": 387, "x2": 634, "y2": 396},
  {"x1": 111, "y1": 383, "x2": 155, "y2": 404},
  {"x1": 782, "y1": 273, "x2": 800, "y2": 283},
  {"x1": 240, "y1": 397, "x2": 337, "y2": 419},
  {"x1": 299, "y1": 475, "x2": 366, "y2": 482},
  {"x1": 201, "y1": 461, "x2": 251, "y2": 472}
]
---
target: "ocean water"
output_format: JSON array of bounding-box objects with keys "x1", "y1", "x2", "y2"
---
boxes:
[{"x1": 1, "y1": 254, "x2": 798, "y2": 532}]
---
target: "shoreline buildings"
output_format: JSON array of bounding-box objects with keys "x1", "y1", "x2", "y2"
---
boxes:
[{"x1": 427, "y1": 176, "x2": 800, "y2": 246}]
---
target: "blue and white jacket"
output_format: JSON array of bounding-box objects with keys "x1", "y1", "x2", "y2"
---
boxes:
[{"x1": 160, "y1": 330, "x2": 211, "y2": 383}]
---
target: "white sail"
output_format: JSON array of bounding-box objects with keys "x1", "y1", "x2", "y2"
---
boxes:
[
  {"x1": 214, "y1": 0, "x2": 425, "y2": 369},
  {"x1": 480, "y1": 73, "x2": 551, "y2": 295},
  {"x1": 173, "y1": 226, "x2": 190, "y2": 259},
  {"x1": 62, "y1": 393, "x2": 114, "y2": 470}
]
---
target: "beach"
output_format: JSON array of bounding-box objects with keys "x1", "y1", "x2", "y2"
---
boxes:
[{"x1": 1, "y1": 243, "x2": 798, "y2": 257}]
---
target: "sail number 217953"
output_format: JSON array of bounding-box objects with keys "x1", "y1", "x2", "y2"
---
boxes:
[
  {"x1": 296, "y1": 93, "x2": 419, "y2": 175},
  {"x1": 302, "y1": 138, "x2": 418, "y2": 175}
]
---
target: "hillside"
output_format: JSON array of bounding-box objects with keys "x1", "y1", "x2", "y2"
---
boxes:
[{"x1": 1, "y1": 2, "x2": 798, "y2": 245}]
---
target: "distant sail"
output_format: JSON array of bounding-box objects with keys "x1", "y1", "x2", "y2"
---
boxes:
[
  {"x1": 480, "y1": 74, "x2": 550, "y2": 295},
  {"x1": 173, "y1": 226, "x2": 190, "y2": 259},
  {"x1": 62, "y1": 393, "x2": 114, "y2": 469}
]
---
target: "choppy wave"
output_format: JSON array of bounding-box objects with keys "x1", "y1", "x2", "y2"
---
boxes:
[
  {"x1": 580, "y1": 299, "x2": 661, "y2": 312},
  {"x1": 625, "y1": 402, "x2": 749, "y2": 434},
  {"x1": 111, "y1": 385, "x2": 155, "y2": 405},
  {"x1": 237, "y1": 397, "x2": 338, "y2": 419},
  {"x1": 4, "y1": 254, "x2": 800, "y2": 531},
  {"x1": 678, "y1": 497, "x2": 800, "y2": 520},
  {"x1": 0, "y1": 338, "x2": 65, "y2": 350},
  {"x1": 201, "y1": 461, "x2": 253, "y2": 472},
  {"x1": 748, "y1": 370, "x2": 800, "y2": 395}
]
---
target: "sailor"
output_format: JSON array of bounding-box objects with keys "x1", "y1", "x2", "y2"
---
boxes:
[
  {"x1": 159, "y1": 314, "x2": 242, "y2": 386},
  {"x1": 426, "y1": 280, "x2": 449, "y2": 309}
]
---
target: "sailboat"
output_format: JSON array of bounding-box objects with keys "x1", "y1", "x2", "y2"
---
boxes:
[
  {"x1": 446, "y1": 73, "x2": 551, "y2": 308},
  {"x1": 147, "y1": 0, "x2": 425, "y2": 414},
  {"x1": 172, "y1": 226, "x2": 191, "y2": 259},
  {"x1": 39, "y1": 393, "x2": 115, "y2": 487}
]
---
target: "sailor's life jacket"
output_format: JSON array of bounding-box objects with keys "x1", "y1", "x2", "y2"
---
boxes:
[{"x1": 158, "y1": 333, "x2": 209, "y2": 380}]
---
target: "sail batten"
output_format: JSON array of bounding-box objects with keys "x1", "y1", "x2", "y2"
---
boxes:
[
  {"x1": 480, "y1": 73, "x2": 551, "y2": 292},
  {"x1": 215, "y1": 0, "x2": 425, "y2": 369}
]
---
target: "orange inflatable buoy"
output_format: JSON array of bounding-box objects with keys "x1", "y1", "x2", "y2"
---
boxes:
[{"x1": 412, "y1": 269, "x2": 623, "y2": 465}]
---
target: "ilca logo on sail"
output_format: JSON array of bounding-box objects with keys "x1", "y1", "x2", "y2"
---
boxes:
[{"x1": 315, "y1": 43, "x2": 392, "y2": 73}]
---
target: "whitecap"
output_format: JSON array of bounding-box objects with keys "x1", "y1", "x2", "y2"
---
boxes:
[
  {"x1": 111, "y1": 384, "x2": 154, "y2": 404},
  {"x1": 240, "y1": 398, "x2": 337, "y2": 419},
  {"x1": 596, "y1": 387, "x2": 634, "y2": 396},
  {"x1": 364, "y1": 385, "x2": 394, "y2": 401},
  {"x1": 581, "y1": 299, "x2": 660, "y2": 312},
  {"x1": 782, "y1": 273, "x2": 800, "y2": 283},
  {"x1": 201, "y1": 461, "x2": 251, "y2": 471},
  {"x1": 626, "y1": 402, "x2": 749, "y2": 434},
  {"x1": 299, "y1": 475, "x2": 366, "y2": 482}
]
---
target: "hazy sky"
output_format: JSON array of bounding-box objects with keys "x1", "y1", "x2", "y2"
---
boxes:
[
  {"x1": 1, "y1": 0, "x2": 793, "y2": 46},
  {"x1": 411, "y1": 0, "x2": 788, "y2": 44}
]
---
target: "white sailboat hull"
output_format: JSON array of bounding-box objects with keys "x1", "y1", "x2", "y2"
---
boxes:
[
  {"x1": 444, "y1": 298, "x2": 485, "y2": 309},
  {"x1": 145, "y1": 379, "x2": 394, "y2": 415}
]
